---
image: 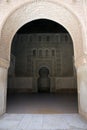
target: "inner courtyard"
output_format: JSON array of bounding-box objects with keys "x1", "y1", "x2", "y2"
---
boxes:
[{"x1": 7, "y1": 19, "x2": 78, "y2": 114}]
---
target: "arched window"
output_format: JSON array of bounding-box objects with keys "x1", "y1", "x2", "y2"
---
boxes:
[
  {"x1": 46, "y1": 50, "x2": 49, "y2": 56},
  {"x1": 52, "y1": 49, "x2": 55, "y2": 56},
  {"x1": 33, "y1": 49, "x2": 36, "y2": 56}
]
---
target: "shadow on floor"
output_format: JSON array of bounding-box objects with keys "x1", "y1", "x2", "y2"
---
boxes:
[{"x1": 6, "y1": 93, "x2": 78, "y2": 114}]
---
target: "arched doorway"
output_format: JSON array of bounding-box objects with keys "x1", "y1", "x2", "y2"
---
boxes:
[
  {"x1": 0, "y1": 1, "x2": 87, "y2": 119},
  {"x1": 6, "y1": 19, "x2": 78, "y2": 113},
  {"x1": 38, "y1": 67, "x2": 50, "y2": 92}
]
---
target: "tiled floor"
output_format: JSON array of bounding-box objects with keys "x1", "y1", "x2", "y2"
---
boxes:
[
  {"x1": 1, "y1": 93, "x2": 87, "y2": 130},
  {"x1": 7, "y1": 93, "x2": 78, "y2": 113},
  {"x1": 0, "y1": 114, "x2": 87, "y2": 130}
]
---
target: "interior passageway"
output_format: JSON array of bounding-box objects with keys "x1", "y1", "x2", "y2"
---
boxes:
[{"x1": 7, "y1": 19, "x2": 78, "y2": 114}]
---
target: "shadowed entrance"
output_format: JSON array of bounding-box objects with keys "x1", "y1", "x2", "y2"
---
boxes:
[
  {"x1": 38, "y1": 67, "x2": 50, "y2": 92},
  {"x1": 7, "y1": 19, "x2": 78, "y2": 114}
]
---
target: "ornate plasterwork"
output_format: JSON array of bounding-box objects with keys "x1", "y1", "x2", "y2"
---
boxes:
[
  {"x1": 0, "y1": 0, "x2": 84, "y2": 60},
  {"x1": 0, "y1": 0, "x2": 85, "y2": 69}
]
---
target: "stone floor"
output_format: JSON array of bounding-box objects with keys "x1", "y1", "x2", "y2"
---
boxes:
[
  {"x1": 0, "y1": 114, "x2": 87, "y2": 130},
  {"x1": 7, "y1": 93, "x2": 78, "y2": 113},
  {"x1": 0, "y1": 93, "x2": 87, "y2": 130}
]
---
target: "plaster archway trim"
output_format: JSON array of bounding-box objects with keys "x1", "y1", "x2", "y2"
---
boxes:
[
  {"x1": 75, "y1": 54, "x2": 87, "y2": 68},
  {"x1": 0, "y1": 58, "x2": 9, "y2": 69},
  {"x1": 0, "y1": 0, "x2": 83, "y2": 31},
  {"x1": 0, "y1": 0, "x2": 84, "y2": 65}
]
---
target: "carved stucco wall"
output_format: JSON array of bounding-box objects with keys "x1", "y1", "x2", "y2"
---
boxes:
[
  {"x1": 8, "y1": 33, "x2": 76, "y2": 92},
  {"x1": 11, "y1": 33, "x2": 73, "y2": 77},
  {"x1": 8, "y1": 33, "x2": 75, "y2": 92},
  {"x1": 0, "y1": 0, "x2": 86, "y2": 69}
]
